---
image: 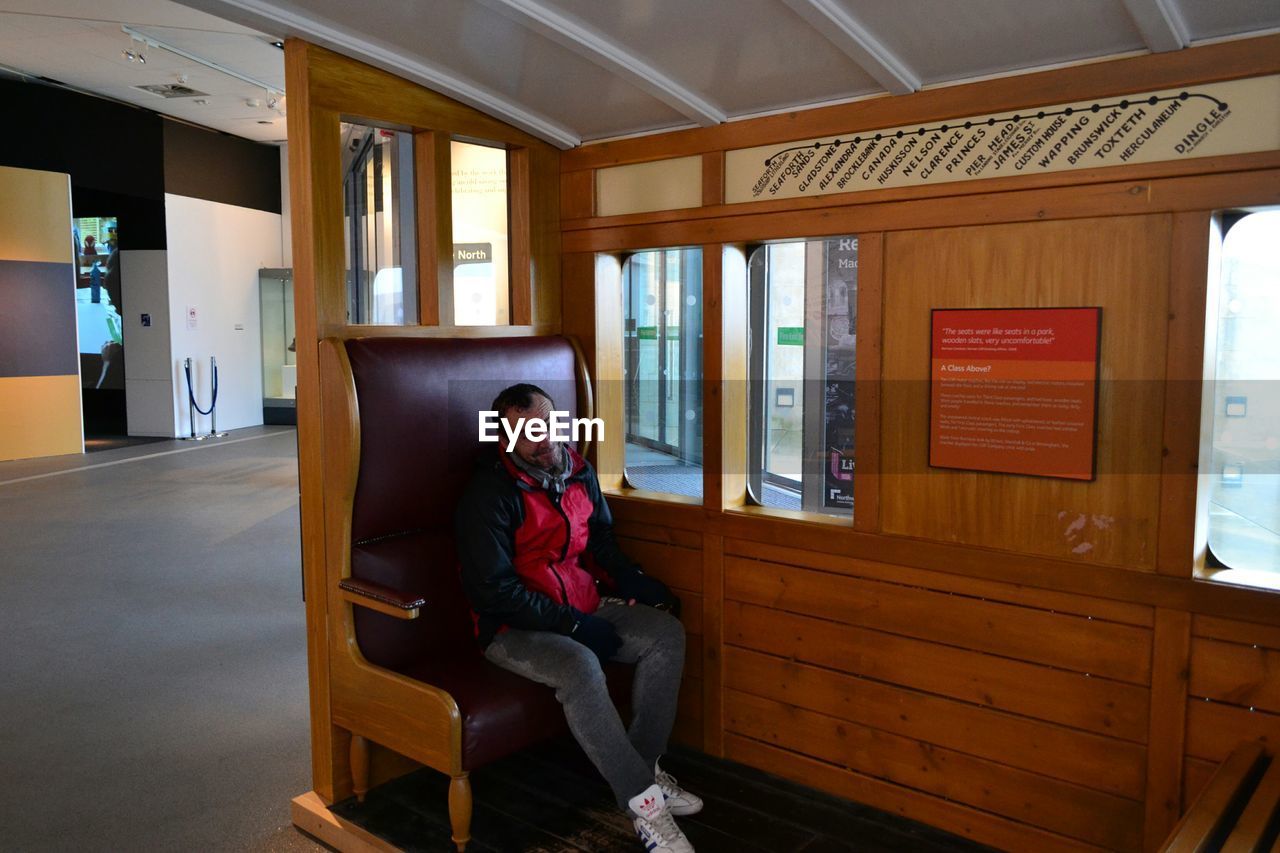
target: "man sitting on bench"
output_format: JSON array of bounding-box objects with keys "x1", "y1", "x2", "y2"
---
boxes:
[{"x1": 457, "y1": 383, "x2": 702, "y2": 853}]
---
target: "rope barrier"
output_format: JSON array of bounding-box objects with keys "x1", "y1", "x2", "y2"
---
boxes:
[{"x1": 185, "y1": 358, "x2": 218, "y2": 416}]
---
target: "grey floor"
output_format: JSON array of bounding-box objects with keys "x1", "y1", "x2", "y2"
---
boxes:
[{"x1": 0, "y1": 427, "x2": 324, "y2": 852}]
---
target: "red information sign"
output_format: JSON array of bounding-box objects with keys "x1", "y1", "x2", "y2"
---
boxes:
[{"x1": 929, "y1": 307, "x2": 1102, "y2": 480}]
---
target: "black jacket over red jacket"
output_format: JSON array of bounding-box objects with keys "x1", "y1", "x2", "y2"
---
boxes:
[{"x1": 455, "y1": 445, "x2": 641, "y2": 648}]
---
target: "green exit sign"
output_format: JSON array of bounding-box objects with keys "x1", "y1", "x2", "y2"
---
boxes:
[{"x1": 777, "y1": 327, "x2": 805, "y2": 346}]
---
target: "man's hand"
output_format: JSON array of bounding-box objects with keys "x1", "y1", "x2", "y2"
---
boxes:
[
  {"x1": 616, "y1": 572, "x2": 681, "y2": 617},
  {"x1": 570, "y1": 613, "x2": 623, "y2": 663}
]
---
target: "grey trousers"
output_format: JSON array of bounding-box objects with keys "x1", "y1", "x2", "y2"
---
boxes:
[{"x1": 484, "y1": 600, "x2": 686, "y2": 807}]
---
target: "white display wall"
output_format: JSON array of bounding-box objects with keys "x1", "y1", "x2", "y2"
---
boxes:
[{"x1": 163, "y1": 194, "x2": 282, "y2": 437}]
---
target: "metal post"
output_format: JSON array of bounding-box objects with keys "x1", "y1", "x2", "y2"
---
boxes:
[
  {"x1": 209, "y1": 355, "x2": 227, "y2": 438},
  {"x1": 180, "y1": 357, "x2": 201, "y2": 440}
]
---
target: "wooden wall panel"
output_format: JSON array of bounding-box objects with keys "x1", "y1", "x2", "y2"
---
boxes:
[
  {"x1": 726, "y1": 600, "x2": 1149, "y2": 741},
  {"x1": 880, "y1": 215, "x2": 1171, "y2": 569},
  {"x1": 727, "y1": 690, "x2": 1142, "y2": 850},
  {"x1": 725, "y1": 556, "x2": 1152, "y2": 683},
  {"x1": 726, "y1": 734, "x2": 1106, "y2": 853}
]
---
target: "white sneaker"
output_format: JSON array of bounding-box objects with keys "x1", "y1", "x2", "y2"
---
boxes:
[
  {"x1": 629, "y1": 783, "x2": 695, "y2": 853},
  {"x1": 656, "y1": 759, "x2": 703, "y2": 816}
]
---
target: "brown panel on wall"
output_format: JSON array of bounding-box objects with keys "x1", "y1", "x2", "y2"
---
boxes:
[
  {"x1": 725, "y1": 647, "x2": 1148, "y2": 800},
  {"x1": 726, "y1": 599, "x2": 1150, "y2": 741},
  {"x1": 727, "y1": 690, "x2": 1142, "y2": 850},
  {"x1": 414, "y1": 130, "x2": 450, "y2": 326},
  {"x1": 724, "y1": 537, "x2": 1156, "y2": 626},
  {"x1": 1194, "y1": 615, "x2": 1280, "y2": 648},
  {"x1": 725, "y1": 556, "x2": 1153, "y2": 684},
  {"x1": 560, "y1": 169, "x2": 593, "y2": 221},
  {"x1": 528, "y1": 144, "x2": 562, "y2": 329},
  {"x1": 560, "y1": 252, "x2": 596, "y2": 378},
  {"x1": 672, "y1": 677, "x2": 703, "y2": 749},
  {"x1": 725, "y1": 736, "x2": 1108, "y2": 853},
  {"x1": 1190, "y1": 638, "x2": 1280, "y2": 709},
  {"x1": 880, "y1": 215, "x2": 1171, "y2": 569},
  {"x1": 509, "y1": 147, "x2": 533, "y2": 326},
  {"x1": 1156, "y1": 213, "x2": 1212, "y2": 577},
  {"x1": 1143, "y1": 609, "x2": 1192, "y2": 851},
  {"x1": 617, "y1": 537, "x2": 702, "y2": 592},
  {"x1": 701, "y1": 152, "x2": 723, "y2": 207},
  {"x1": 853, "y1": 232, "x2": 883, "y2": 533},
  {"x1": 701, "y1": 534, "x2": 724, "y2": 756},
  {"x1": 1184, "y1": 700, "x2": 1280, "y2": 761}
]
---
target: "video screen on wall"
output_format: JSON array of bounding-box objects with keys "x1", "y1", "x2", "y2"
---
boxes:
[{"x1": 73, "y1": 217, "x2": 122, "y2": 387}]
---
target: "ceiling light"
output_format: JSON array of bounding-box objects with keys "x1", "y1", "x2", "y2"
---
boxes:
[{"x1": 121, "y1": 25, "x2": 283, "y2": 97}]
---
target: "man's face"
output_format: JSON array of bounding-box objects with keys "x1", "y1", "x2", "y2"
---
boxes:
[{"x1": 502, "y1": 393, "x2": 562, "y2": 471}]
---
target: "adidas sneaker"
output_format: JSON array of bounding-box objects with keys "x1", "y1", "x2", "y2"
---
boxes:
[
  {"x1": 656, "y1": 759, "x2": 703, "y2": 816},
  {"x1": 628, "y1": 783, "x2": 695, "y2": 853}
]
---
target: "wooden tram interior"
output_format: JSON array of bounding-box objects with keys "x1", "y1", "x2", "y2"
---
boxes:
[{"x1": 283, "y1": 29, "x2": 1280, "y2": 853}]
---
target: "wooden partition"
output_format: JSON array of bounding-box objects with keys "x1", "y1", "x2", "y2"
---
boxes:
[
  {"x1": 283, "y1": 40, "x2": 564, "y2": 808},
  {"x1": 561, "y1": 35, "x2": 1280, "y2": 852}
]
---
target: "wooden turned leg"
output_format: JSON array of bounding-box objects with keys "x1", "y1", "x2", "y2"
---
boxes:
[
  {"x1": 448, "y1": 774, "x2": 472, "y2": 852},
  {"x1": 350, "y1": 734, "x2": 370, "y2": 804}
]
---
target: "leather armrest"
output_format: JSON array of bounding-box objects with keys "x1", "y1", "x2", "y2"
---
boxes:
[{"x1": 338, "y1": 577, "x2": 425, "y2": 620}]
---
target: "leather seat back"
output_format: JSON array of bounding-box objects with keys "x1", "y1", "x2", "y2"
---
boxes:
[{"x1": 344, "y1": 336, "x2": 581, "y2": 673}]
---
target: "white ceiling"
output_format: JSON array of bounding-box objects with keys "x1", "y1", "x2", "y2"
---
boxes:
[
  {"x1": 0, "y1": 0, "x2": 287, "y2": 142},
  {"x1": 2, "y1": 0, "x2": 1279, "y2": 148}
]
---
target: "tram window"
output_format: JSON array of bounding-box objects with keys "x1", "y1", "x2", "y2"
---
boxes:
[
  {"x1": 622, "y1": 248, "x2": 703, "y2": 498},
  {"x1": 1204, "y1": 209, "x2": 1280, "y2": 585},
  {"x1": 451, "y1": 141, "x2": 510, "y2": 326},
  {"x1": 341, "y1": 122, "x2": 416, "y2": 325},
  {"x1": 747, "y1": 237, "x2": 857, "y2": 517}
]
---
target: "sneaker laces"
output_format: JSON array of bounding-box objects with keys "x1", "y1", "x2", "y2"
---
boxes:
[
  {"x1": 640, "y1": 807, "x2": 682, "y2": 845},
  {"x1": 656, "y1": 767, "x2": 683, "y2": 796}
]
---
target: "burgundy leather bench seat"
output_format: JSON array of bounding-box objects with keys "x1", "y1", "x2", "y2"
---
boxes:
[{"x1": 343, "y1": 336, "x2": 627, "y2": 774}]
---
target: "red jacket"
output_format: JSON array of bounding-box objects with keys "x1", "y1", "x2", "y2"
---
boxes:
[{"x1": 456, "y1": 446, "x2": 640, "y2": 647}]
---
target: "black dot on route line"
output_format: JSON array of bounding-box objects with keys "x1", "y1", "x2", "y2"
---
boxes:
[
  {"x1": 1179, "y1": 92, "x2": 1189, "y2": 100},
  {"x1": 1091, "y1": 104, "x2": 1100, "y2": 112},
  {"x1": 1012, "y1": 114, "x2": 1020, "y2": 121},
  {"x1": 853, "y1": 137, "x2": 861, "y2": 143},
  {"x1": 875, "y1": 133, "x2": 882, "y2": 140},
  {"x1": 918, "y1": 128, "x2": 925, "y2": 135},
  {"x1": 987, "y1": 118, "x2": 995, "y2": 125},
  {"x1": 941, "y1": 125, "x2": 948, "y2": 131},
  {"x1": 834, "y1": 139, "x2": 842, "y2": 145},
  {"x1": 896, "y1": 130, "x2": 903, "y2": 138},
  {"x1": 1148, "y1": 96, "x2": 1158, "y2": 105},
  {"x1": 1120, "y1": 100, "x2": 1129, "y2": 108},
  {"x1": 1037, "y1": 111, "x2": 1045, "y2": 119},
  {"x1": 813, "y1": 143, "x2": 821, "y2": 149},
  {"x1": 1065, "y1": 108, "x2": 1073, "y2": 115},
  {"x1": 964, "y1": 121, "x2": 971, "y2": 128},
  {"x1": 1219, "y1": 102, "x2": 1228, "y2": 110}
]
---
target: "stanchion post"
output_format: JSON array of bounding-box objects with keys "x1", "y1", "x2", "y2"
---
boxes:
[
  {"x1": 209, "y1": 355, "x2": 227, "y2": 438},
  {"x1": 184, "y1": 357, "x2": 198, "y2": 440}
]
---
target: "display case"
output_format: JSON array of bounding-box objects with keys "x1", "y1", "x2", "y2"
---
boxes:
[{"x1": 259, "y1": 268, "x2": 296, "y2": 425}]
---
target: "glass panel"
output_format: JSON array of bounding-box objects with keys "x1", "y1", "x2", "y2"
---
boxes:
[
  {"x1": 1207, "y1": 209, "x2": 1280, "y2": 581},
  {"x1": 451, "y1": 141, "x2": 510, "y2": 326},
  {"x1": 623, "y1": 248, "x2": 703, "y2": 499},
  {"x1": 749, "y1": 236, "x2": 857, "y2": 516},
  {"x1": 341, "y1": 123, "x2": 416, "y2": 325},
  {"x1": 259, "y1": 268, "x2": 296, "y2": 422}
]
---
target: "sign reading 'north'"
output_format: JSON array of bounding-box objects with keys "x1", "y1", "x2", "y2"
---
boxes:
[{"x1": 725, "y1": 75, "x2": 1280, "y2": 204}]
